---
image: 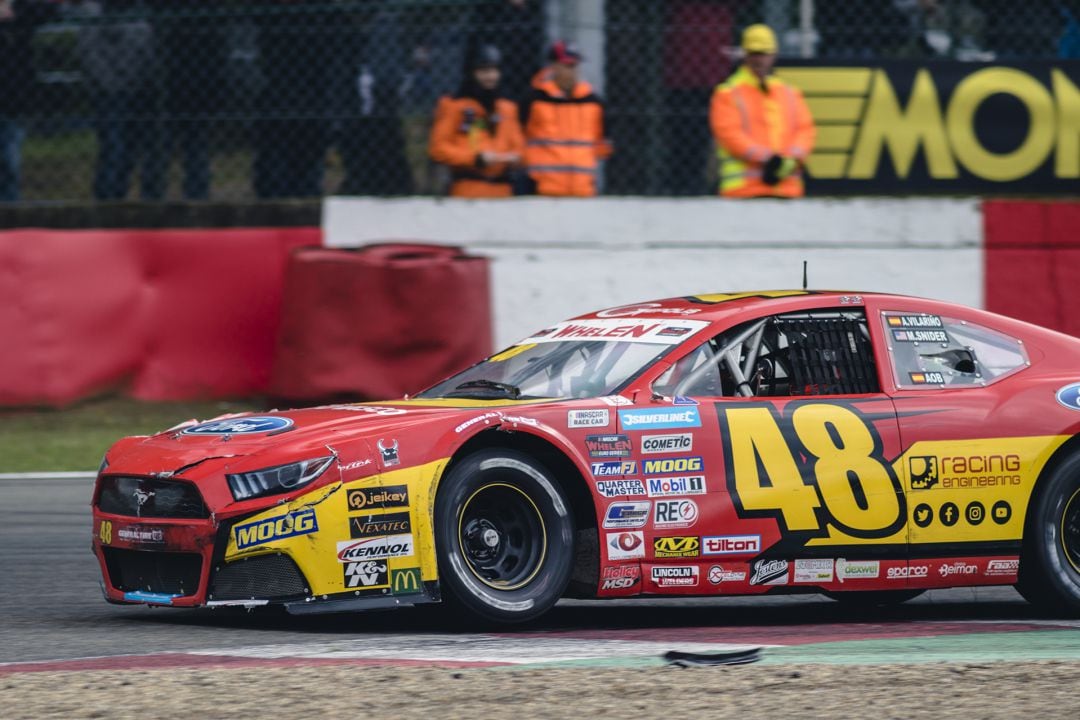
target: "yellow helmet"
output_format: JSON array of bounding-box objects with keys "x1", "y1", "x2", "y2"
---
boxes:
[{"x1": 741, "y1": 24, "x2": 778, "y2": 54}]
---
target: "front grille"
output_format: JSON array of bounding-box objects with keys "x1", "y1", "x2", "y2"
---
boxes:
[
  {"x1": 209, "y1": 553, "x2": 308, "y2": 600},
  {"x1": 98, "y1": 476, "x2": 209, "y2": 519},
  {"x1": 103, "y1": 547, "x2": 202, "y2": 596}
]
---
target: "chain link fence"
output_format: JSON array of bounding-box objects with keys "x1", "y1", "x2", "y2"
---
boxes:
[{"x1": 2, "y1": 0, "x2": 1076, "y2": 202}]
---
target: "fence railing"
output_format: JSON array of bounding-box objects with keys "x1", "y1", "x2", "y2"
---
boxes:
[{"x1": 1, "y1": 0, "x2": 1075, "y2": 202}]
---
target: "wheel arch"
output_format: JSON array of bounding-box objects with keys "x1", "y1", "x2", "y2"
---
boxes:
[
  {"x1": 440, "y1": 428, "x2": 600, "y2": 596},
  {"x1": 1023, "y1": 433, "x2": 1080, "y2": 545}
]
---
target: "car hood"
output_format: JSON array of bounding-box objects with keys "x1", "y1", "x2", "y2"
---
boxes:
[{"x1": 103, "y1": 399, "x2": 551, "y2": 476}]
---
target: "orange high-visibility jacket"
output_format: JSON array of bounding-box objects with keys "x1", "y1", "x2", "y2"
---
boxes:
[
  {"x1": 429, "y1": 95, "x2": 525, "y2": 197},
  {"x1": 709, "y1": 66, "x2": 816, "y2": 198},
  {"x1": 522, "y1": 70, "x2": 612, "y2": 197}
]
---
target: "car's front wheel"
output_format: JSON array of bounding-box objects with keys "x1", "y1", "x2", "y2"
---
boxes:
[
  {"x1": 434, "y1": 449, "x2": 575, "y2": 624},
  {"x1": 1017, "y1": 452, "x2": 1080, "y2": 614}
]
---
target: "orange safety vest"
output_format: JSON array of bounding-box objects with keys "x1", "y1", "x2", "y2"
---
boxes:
[
  {"x1": 709, "y1": 66, "x2": 816, "y2": 198},
  {"x1": 522, "y1": 70, "x2": 612, "y2": 197},
  {"x1": 428, "y1": 95, "x2": 524, "y2": 198}
]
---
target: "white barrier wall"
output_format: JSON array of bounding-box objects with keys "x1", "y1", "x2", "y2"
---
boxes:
[{"x1": 324, "y1": 197, "x2": 983, "y2": 348}]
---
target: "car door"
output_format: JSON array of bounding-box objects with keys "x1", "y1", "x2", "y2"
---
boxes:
[
  {"x1": 878, "y1": 305, "x2": 1032, "y2": 586},
  {"x1": 654, "y1": 304, "x2": 906, "y2": 590}
]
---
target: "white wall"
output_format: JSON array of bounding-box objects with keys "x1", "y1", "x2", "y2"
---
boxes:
[{"x1": 323, "y1": 197, "x2": 983, "y2": 348}]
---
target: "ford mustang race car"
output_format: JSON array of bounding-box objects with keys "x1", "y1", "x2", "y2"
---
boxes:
[{"x1": 92, "y1": 291, "x2": 1080, "y2": 623}]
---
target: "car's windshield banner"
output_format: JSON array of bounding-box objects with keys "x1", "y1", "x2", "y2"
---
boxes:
[{"x1": 518, "y1": 319, "x2": 710, "y2": 345}]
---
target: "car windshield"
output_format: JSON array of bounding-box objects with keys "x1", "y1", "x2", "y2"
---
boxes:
[
  {"x1": 420, "y1": 318, "x2": 711, "y2": 399},
  {"x1": 420, "y1": 341, "x2": 675, "y2": 400}
]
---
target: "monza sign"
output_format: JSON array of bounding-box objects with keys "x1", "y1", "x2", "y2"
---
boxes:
[{"x1": 777, "y1": 61, "x2": 1080, "y2": 193}]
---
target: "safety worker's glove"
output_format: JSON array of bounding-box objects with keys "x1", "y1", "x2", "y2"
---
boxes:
[{"x1": 762, "y1": 155, "x2": 798, "y2": 185}]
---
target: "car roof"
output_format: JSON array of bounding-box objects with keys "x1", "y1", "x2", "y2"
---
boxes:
[{"x1": 577, "y1": 290, "x2": 897, "y2": 322}]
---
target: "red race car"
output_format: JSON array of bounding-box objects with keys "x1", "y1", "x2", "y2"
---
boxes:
[{"x1": 92, "y1": 291, "x2": 1080, "y2": 623}]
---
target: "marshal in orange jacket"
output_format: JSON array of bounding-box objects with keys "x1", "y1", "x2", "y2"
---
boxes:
[
  {"x1": 429, "y1": 95, "x2": 525, "y2": 198},
  {"x1": 709, "y1": 65, "x2": 816, "y2": 198},
  {"x1": 522, "y1": 70, "x2": 612, "y2": 197}
]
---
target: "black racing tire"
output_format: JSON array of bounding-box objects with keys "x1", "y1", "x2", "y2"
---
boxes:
[
  {"x1": 434, "y1": 449, "x2": 575, "y2": 624},
  {"x1": 1016, "y1": 452, "x2": 1080, "y2": 615},
  {"x1": 823, "y1": 589, "x2": 925, "y2": 606}
]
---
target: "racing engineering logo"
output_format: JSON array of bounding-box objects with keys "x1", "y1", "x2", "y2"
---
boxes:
[{"x1": 908, "y1": 456, "x2": 938, "y2": 490}]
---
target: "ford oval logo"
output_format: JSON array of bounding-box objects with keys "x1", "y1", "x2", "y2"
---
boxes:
[
  {"x1": 1055, "y1": 383, "x2": 1080, "y2": 411},
  {"x1": 182, "y1": 416, "x2": 293, "y2": 435}
]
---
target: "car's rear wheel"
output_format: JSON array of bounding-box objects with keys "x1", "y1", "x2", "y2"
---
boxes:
[
  {"x1": 823, "y1": 589, "x2": 925, "y2": 606},
  {"x1": 434, "y1": 449, "x2": 575, "y2": 624},
  {"x1": 1017, "y1": 452, "x2": 1080, "y2": 614}
]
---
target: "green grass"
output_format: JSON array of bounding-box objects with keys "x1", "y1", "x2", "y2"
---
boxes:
[{"x1": 0, "y1": 396, "x2": 264, "y2": 472}]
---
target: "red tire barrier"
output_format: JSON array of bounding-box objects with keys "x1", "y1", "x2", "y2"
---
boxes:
[
  {"x1": 271, "y1": 243, "x2": 492, "y2": 400},
  {"x1": 0, "y1": 228, "x2": 317, "y2": 406}
]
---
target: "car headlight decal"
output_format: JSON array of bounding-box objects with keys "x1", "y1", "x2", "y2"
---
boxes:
[{"x1": 226, "y1": 456, "x2": 334, "y2": 501}]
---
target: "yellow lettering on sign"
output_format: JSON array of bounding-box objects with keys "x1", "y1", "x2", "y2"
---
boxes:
[
  {"x1": 947, "y1": 68, "x2": 1055, "y2": 181},
  {"x1": 849, "y1": 69, "x2": 957, "y2": 179},
  {"x1": 1053, "y1": 69, "x2": 1080, "y2": 177},
  {"x1": 99, "y1": 520, "x2": 112, "y2": 544}
]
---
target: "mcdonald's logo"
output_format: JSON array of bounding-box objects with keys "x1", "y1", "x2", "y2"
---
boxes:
[{"x1": 391, "y1": 567, "x2": 421, "y2": 594}]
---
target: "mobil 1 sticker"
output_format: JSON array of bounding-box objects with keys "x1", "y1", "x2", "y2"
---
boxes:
[
  {"x1": 641, "y1": 433, "x2": 693, "y2": 454},
  {"x1": 646, "y1": 475, "x2": 706, "y2": 497}
]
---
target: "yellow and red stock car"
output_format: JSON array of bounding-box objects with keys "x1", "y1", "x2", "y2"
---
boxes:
[{"x1": 92, "y1": 291, "x2": 1080, "y2": 622}]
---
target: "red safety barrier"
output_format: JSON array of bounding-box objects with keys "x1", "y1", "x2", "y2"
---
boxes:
[
  {"x1": 271, "y1": 243, "x2": 492, "y2": 400},
  {"x1": 984, "y1": 200, "x2": 1080, "y2": 337},
  {"x1": 0, "y1": 228, "x2": 318, "y2": 406}
]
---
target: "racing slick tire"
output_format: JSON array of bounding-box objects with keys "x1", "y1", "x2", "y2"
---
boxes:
[
  {"x1": 434, "y1": 449, "x2": 575, "y2": 624},
  {"x1": 1017, "y1": 452, "x2": 1080, "y2": 614},
  {"x1": 823, "y1": 589, "x2": 925, "y2": 606}
]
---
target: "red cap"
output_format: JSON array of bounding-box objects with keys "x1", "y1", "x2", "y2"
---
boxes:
[{"x1": 548, "y1": 40, "x2": 583, "y2": 66}]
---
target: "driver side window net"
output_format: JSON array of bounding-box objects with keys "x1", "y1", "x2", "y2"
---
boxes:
[
  {"x1": 658, "y1": 310, "x2": 880, "y2": 398},
  {"x1": 882, "y1": 311, "x2": 1029, "y2": 388}
]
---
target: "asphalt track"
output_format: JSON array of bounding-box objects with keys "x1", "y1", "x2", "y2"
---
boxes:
[{"x1": 3, "y1": 477, "x2": 1080, "y2": 673}]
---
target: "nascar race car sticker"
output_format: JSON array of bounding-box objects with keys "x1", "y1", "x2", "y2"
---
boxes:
[
  {"x1": 519, "y1": 319, "x2": 710, "y2": 345},
  {"x1": 183, "y1": 416, "x2": 293, "y2": 435},
  {"x1": 568, "y1": 409, "x2": 610, "y2": 428}
]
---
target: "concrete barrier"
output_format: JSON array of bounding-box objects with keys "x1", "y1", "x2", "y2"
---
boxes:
[{"x1": 324, "y1": 197, "x2": 983, "y2": 347}]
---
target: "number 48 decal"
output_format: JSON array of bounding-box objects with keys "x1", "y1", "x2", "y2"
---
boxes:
[{"x1": 718, "y1": 402, "x2": 905, "y2": 539}]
